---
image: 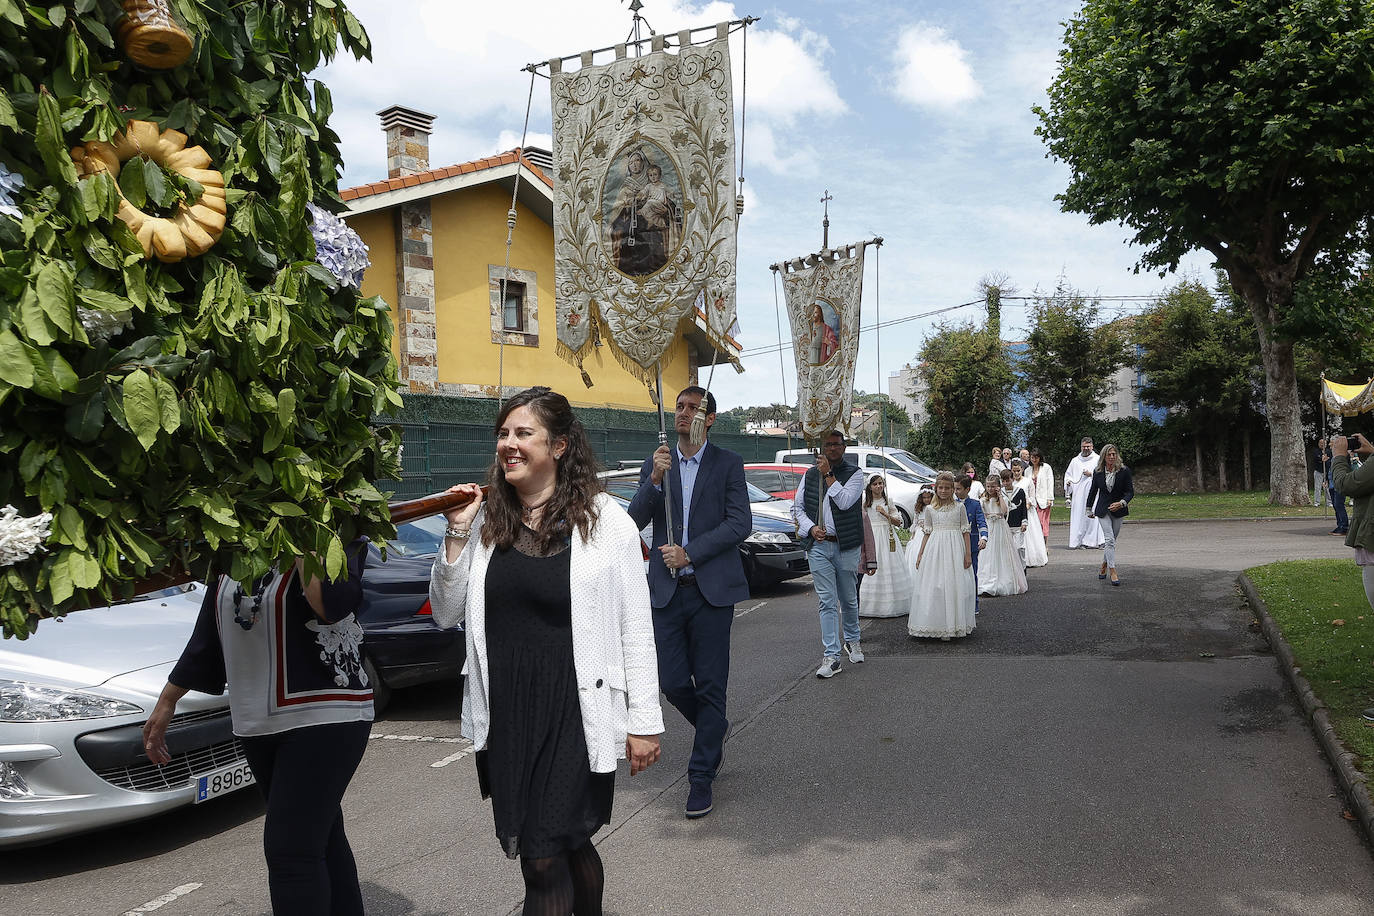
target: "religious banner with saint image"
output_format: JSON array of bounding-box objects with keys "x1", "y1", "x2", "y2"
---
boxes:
[
  {"x1": 780, "y1": 244, "x2": 867, "y2": 442},
  {"x1": 550, "y1": 25, "x2": 739, "y2": 383}
]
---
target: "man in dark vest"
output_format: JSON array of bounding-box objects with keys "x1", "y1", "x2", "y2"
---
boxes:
[{"x1": 790, "y1": 430, "x2": 867, "y2": 678}]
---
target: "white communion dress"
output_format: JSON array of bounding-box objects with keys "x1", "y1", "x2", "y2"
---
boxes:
[
  {"x1": 977, "y1": 494, "x2": 1029, "y2": 596},
  {"x1": 860, "y1": 501, "x2": 911, "y2": 617},
  {"x1": 907, "y1": 503, "x2": 977, "y2": 639}
]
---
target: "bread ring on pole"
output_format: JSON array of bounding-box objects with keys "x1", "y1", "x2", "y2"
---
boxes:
[
  {"x1": 70, "y1": 120, "x2": 227, "y2": 263},
  {"x1": 118, "y1": 0, "x2": 194, "y2": 70}
]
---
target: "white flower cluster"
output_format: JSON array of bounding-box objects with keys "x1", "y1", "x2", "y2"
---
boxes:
[
  {"x1": 0, "y1": 505, "x2": 53, "y2": 567},
  {"x1": 0, "y1": 163, "x2": 23, "y2": 219},
  {"x1": 307, "y1": 203, "x2": 370, "y2": 289},
  {"x1": 77, "y1": 305, "x2": 133, "y2": 341}
]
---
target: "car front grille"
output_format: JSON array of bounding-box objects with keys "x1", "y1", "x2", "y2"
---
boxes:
[
  {"x1": 93, "y1": 738, "x2": 248, "y2": 793},
  {"x1": 169, "y1": 708, "x2": 226, "y2": 727}
]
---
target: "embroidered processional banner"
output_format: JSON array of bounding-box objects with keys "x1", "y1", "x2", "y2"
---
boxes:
[
  {"x1": 550, "y1": 25, "x2": 738, "y2": 384},
  {"x1": 780, "y1": 244, "x2": 867, "y2": 442}
]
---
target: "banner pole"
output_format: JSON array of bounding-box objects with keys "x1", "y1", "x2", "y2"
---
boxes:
[{"x1": 656, "y1": 361, "x2": 678, "y2": 577}]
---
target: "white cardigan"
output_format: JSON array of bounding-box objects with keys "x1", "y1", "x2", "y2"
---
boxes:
[
  {"x1": 429, "y1": 492, "x2": 664, "y2": 773},
  {"x1": 1022, "y1": 463, "x2": 1055, "y2": 509}
]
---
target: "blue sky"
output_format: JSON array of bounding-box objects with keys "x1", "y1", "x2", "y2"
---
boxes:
[{"x1": 319, "y1": 0, "x2": 1215, "y2": 411}]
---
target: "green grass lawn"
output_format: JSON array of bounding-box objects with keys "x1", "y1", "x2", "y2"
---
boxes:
[
  {"x1": 1246, "y1": 559, "x2": 1374, "y2": 781},
  {"x1": 1048, "y1": 490, "x2": 1334, "y2": 522}
]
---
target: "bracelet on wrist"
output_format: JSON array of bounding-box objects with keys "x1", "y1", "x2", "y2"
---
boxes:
[{"x1": 444, "y1": 525, "x2": 471, "y2": 540}]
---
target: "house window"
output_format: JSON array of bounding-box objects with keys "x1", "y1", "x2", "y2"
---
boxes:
[
  {"x1": 501, "y1": 281, "x2": 526, "y2": 331},
  {"x1": 488, "y1": 266, "x2": 539, "y2": 346},
  {"x1": 1111, "y1": 401, "x2": 1119, "y2": 414}
]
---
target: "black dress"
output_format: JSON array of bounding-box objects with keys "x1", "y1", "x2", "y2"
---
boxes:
[{"x1": 476, "y1": 527, "x2": 615, "y2": 859}]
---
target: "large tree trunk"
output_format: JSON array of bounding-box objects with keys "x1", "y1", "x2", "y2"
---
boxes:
[
  {"x1": 1225, "y1": 267, "x2": 1309, "y2": 505},
  {"x1": 1242, "y1": 427, "x2": 1253, "y2": 490},
  {"x1": 1216, "y1": 439, "x2": 1228, "y2": 491},
  {"x1": 1194, "y1": 438, "x2": 1205, "y2": 491}
]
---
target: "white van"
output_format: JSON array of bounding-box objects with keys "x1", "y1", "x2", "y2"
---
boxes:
[{"x1": 774, "y1": 446, "x2": 937, "y2": 528}]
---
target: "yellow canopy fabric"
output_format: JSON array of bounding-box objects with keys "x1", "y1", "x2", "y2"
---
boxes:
[{"x1": 1322, "y1": 377, "x2": 1374, "y2": 416}]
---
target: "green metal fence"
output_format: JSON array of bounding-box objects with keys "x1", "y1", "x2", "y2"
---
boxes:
[{"x1": 378, "y1": 395, "x2": 800, "y2": 499}]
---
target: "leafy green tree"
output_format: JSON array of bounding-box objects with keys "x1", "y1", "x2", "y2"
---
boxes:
[
  {"x1": 1020, "y1": 283, "x2": 1128, "y2": 467},
  {"x1": 907, "y1": 321, "x2": 1013, "y2": 469},
  {"x1": 0, "y1": 1, "x2": 399, "y2": 635},
  {"x1": 1132, "y1": 280, "x2": 1262, "y2": 490},
  {"x1": 1035, "y1": 0, "x2": 1374, "y2": 504}
]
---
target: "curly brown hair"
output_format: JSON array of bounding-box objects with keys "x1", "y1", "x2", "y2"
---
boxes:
[{"x1": 481, "y1": 387, "x2": 602, "y2": 553}]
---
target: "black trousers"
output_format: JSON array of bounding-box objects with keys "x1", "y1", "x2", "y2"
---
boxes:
[
  {"x1": 240, "y1": 720, "x2": 372, "y2": 916},
  {"x1": 652, "y1": 580, "x2": 732, "y2": 782}
]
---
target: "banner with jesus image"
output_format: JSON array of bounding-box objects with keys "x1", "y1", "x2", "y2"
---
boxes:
[
  {"x1": 549, "y1": 25, "x2": 738, "y2": 383},
  {"x1": 780, "y1": 245, "x2": 866, "y2": 442}
]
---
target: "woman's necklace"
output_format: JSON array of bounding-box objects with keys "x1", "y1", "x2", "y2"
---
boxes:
[
  {"x1": 231, "y1": 573, "x2": 272, "y2": 631},
  {"x1": 520, "y1": 497, "x2": 551, "y2": 525}
]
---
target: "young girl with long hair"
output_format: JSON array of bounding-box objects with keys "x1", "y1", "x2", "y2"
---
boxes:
[
  {"x1": 978, "y1": 474, "x2": 1029, "y2": 596},
  {"x1": 859, "y1": 475, "x2": 912, "y2": 617},
  {"x1": 907, "y1": 472, "x2": 977, "y2": 639}
]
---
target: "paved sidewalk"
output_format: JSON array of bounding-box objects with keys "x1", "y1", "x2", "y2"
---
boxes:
[{"x1": 597, "y1": 519, "x2": 1374, "y2": 915}]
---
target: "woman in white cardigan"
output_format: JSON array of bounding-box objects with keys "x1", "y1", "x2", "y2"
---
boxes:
[
  {"x1": 1023, "y1": 447, "x2": 1056, "y2": 541},
  {"x1": 430, "y1": 387, "x2": 663, "y2": 916}
]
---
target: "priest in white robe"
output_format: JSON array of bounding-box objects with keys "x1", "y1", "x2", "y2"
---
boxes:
[{"x1": 1064, "y1": 437, "x2": 1104, "y2": 548}]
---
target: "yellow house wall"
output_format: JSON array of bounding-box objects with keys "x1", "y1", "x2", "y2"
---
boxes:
[
  {"x1": 349, "y1": 182, "x2": 692, "y2": 411},
  {"x1": 349, "y1": 209, "x2": 400, "y2": 363}
]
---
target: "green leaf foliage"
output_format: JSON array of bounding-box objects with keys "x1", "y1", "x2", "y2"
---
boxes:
[
  {"x1": 0, "y1": 1, "x2": 402, "y2": 636},
  {"x1": 1034, "y1": 0, "x2": 1374, "y2": 504},
  {"x1": 1020, "y1": 283, "x2": 1129, "y2": 468},
  {"x1": 906, "y1": 321, "x2": 1014, "y2": 470}
]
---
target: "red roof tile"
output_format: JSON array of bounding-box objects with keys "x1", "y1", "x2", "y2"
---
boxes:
[{"x1": 340, "y1": 148, "x2": 553, "y2": 201}]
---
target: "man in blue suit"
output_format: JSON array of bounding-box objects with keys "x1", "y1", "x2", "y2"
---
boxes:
[
  {"x1": 953, "y1": 474, "x2": 988, "y2": 612},
  {"x1": 628, "y1": 386, "x2": 751, "y2": 819}
]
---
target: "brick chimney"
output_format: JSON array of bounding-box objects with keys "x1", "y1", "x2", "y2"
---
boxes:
[{"x1": 378, "y1": 105, "x2": 435, "y2": 178}]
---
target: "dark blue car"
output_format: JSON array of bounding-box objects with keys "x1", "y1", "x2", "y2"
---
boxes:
[{"x1": 359, "y1": 516, "x2": 463, "y2": 713}]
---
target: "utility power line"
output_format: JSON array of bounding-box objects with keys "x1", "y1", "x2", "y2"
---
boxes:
[{"x1": 740, "y1": 292, "x2": 1168, "y2": 360}]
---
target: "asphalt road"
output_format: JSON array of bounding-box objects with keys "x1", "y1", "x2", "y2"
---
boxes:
[{"x1": 2, "y1": 518, "x2": 1371, "y2": 915}]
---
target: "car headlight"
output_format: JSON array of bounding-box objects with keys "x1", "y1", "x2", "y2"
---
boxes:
[
  {"x1": 745, "y1": 531, "x2": 792, "y2": 545},
  {"x1": 0, "y1": 679, "x2": 144, "y2": 722}
]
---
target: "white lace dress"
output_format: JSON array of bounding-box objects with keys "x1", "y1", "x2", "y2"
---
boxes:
[
  {"x1": 977, "y1": 495, "x2": 1029, "y2": 596},
  {"x1": 907, "y1": 503, "x2": 977, "y2": 639},
  {"x1": 860, "y1": 502, "x2": 911, "y2": 617}
]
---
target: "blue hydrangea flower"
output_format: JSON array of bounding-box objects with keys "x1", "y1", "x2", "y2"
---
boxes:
[
  {"x1": 0, "y1": 163, "x2": 24, "y2": 220},
  {"x1": 307, "y1": 203, "x2": 370, "y2": 289}
]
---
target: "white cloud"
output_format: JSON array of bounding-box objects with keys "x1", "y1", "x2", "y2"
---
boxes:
[
  {"x1": 497, "y1": 130, "x2": 554, "y2": 153},
  {"x1": 318, "y1": 0, "x2": 845, "y2": 184},
  {"x1": 891, "y1": 24, "x2": 981, "y2": 110}
]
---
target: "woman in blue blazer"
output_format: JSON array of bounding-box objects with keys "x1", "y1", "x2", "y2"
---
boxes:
[{"x1": 1085, "y1": 443, "x2": 1133, "y2": 586}]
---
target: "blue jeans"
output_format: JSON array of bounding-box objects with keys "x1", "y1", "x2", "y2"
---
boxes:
[
  {"x1": 1331, "y1": 486, "x2": 1349, "y2": 531},
  {"x1": 809, "y1": 541, "x2": 861, "y2": 659}
]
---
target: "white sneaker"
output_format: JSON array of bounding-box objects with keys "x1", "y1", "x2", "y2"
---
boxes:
[
  {"x1": 816, "y1": 657, "x2": 842, "y2": 678},
  {"x1": 844, "y1": 640, "x2": 865, "y2": 663}
]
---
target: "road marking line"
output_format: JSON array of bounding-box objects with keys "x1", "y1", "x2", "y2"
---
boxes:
[
  {"x1": 122, "y1": 883, "x2": 202, "y2": 915},
  {"x1": 369, "y1": 733, "x2": 464, "y2": 743},
  {"x1": 431, "y1": 742, "x2": 476, "y2": 768},
  {"x1": 735, "y1": 600, "x2": 768, "y2": 618}
]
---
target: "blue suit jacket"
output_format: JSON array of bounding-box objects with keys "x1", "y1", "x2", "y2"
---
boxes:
[
  {"x1": 962, "y1": 497, "x2": 987, "y2": 558},
  {"x1": 627, "y1": 441, "x2": 752, "y2": 609}
]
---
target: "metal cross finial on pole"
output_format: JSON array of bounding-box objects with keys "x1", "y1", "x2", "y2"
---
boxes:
[
  {"x1": 821, "y1": 189, "x2": 832, "y2": 249},
  {"x1": 624, "y1": 0, "x2": 652, "y2": 53}
]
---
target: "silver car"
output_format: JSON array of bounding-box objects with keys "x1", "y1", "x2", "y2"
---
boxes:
[{"x1": 0, "y1": 584, "x2": 253, "y2": 848}]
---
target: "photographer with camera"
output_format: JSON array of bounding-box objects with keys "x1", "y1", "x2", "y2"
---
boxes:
[{"x1": 1331, "y1": 432, "x2": 1374, "y2": 724}]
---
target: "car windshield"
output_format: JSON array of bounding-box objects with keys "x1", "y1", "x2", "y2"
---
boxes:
[
  {"x1": 385, "y1": 515, "x2": 448, "y2": 557},
  {"x1": 746, "y1": 481, "x2": 780, "y2": 503},
  {"x1": 888, "y1": 451, "x2": 936, "y2": 478}
]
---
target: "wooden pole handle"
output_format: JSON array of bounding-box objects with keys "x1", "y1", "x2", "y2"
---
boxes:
[{"x1": 387, "y1": 486, "x2": 488, "y2": 524}]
